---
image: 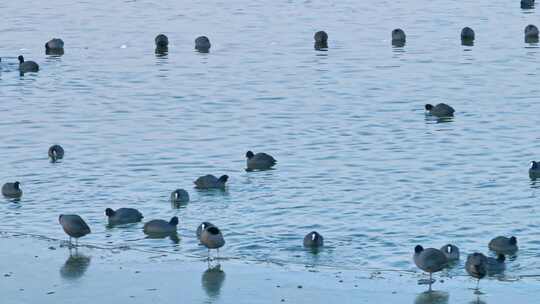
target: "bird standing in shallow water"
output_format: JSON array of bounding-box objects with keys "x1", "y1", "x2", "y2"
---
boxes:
[
  {"x1": 59, "y1": 214, "x2": 91, "y2": 247},
  {"x1": 413, "y1": 245, "x2": 448, "y2": 290},
  {"x1": 440, "y1": 244, "x2": 460, "y2": 262},
  {"x1": 466, "y1": 252, "x2": 488, "y2": 293},
  {"x1": 196, "y1": 222, "x2": 215, "y2": 240},
  {"x1": 200, "y1": 226, "x2": 225, "y2": 261}
]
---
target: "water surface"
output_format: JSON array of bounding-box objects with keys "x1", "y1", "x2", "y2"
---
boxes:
[{"x1": 1, "y1": 0, "x2": 540, "y2": 280}]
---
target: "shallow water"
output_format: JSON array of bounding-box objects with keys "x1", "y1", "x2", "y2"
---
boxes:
[{"x1": 1, "y1": 0, "x2": 540, "y2": 280}]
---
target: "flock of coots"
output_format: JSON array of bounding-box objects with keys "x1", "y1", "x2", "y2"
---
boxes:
[
  {"x1": 2, "y1": 0, "x2": 538, "y2": 294},
  {"x1": 5, "y1": 19, "x2": 540, "y2": 75},
  {"x1": 2, "y1": 146, "x2": 282, "y2": 260},
  {"x1": 1, "y1": 131, "x2": 531, "y2": 292},
  {"x1": 414, "y1": 236, "x2": 517, "y2": 292}
]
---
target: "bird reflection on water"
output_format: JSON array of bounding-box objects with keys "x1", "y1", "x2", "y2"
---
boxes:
[
  {"x1": 414, "y1": 290, "x2": 449, "y2": 304},
  {"x1": 60, "y1": 252, "x2": 91, "y2": 280},
  {"x1": 202, "y1": 264, "x2": 226, "y2": 300}
]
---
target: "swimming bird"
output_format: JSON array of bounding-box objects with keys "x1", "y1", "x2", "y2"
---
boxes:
[
  {"x1": 525, "y1": 24, "x2": 539, "y2": 43},
  {"x1": 170, "y1": 189, "x2": 190, "y2": 203},
  {"x1": 303, "y1": 231, "x2": 324, "y2": 248},
  {"x1": 195, "y1": 36, "x2": 211, "y2": 52},
  {"x1": 392, "y1": 29, "x2": 406, "y2": 46},
  {"x1": 314, "y1": 30, "x2": 328, "y2": 49},
  {"x1": 530, "y1": 161, "x2": 540, "y2": 179},
  {"x1": 489, "y1": 236, "x2": 518, "y2": 254},
  {"x1": 59, "y1": 214, "x2": 91, "y2": 247},
  {"x1": 440, "y1": 244, "x2": 460, "y2": 262},
  {"x1": 18, "y1": 55, "x2": 39, "y2": 73},
  {"x1": 196, "y1": 222, "x2": 215, "y2": 240},
  {"x1": 155, "y1": 34, "x2": 169, "y2": 48},
  {"x1": 194, "y1": 175, "x2": 229, "y2": 189},
  {"x1": 105, "y1": 208, "x2": 143, "y2": 225},
  {"x1": 486, "y1": 254, "x2": 506, "y2": 275},
  {"x1": 246, "y1": 151, "x2": 277, "y2": 171},
  {"x1": 2, "y1": 181, "x2": 22, "y2": 198},
  {"x1": 425, "y1": 103, "x2": 455, "y2": 117},
  {"x1": 521, "y1": 0, "x2": 535, "y2": 9},
  {"x1": 200, "y1": 226, "x2": 225, "y2": 259},
  {"x1": 413, "y1": 245, "x2": 448, "y2": 287},
  {"x1": 48, "y1": 144, "x2": 64, "y2": 162},
  {"x1": 465, "y1": 252, "x2": 488, "y2": 291},
  {"x1": 143, "y1": 217, "x2": 178, "y2": 235}
]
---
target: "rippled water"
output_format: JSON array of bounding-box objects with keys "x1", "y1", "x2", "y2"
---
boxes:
[{"x1": 1, "y1": 0, "x2": 540, "y2": 276}]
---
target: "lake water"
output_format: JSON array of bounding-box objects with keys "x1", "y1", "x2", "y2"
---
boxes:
[{"x1": 1, "y1": 0, "x2": 540, "y2": 279}]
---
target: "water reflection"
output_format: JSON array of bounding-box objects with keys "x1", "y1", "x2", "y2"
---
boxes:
[
  {"x1": 414, "y1": 290, "x2": 449, "y2": 304},
  {"x1": 425, "y1": 116, "x2": 454, "y2": 124},
  {"x1": 469, "y1": 296, "x2": 487, "y2": 304},
  {"x1": 462, "y1": 40, "x2": 474, "y2": 47},
  {"x1": 201, "y1": 264, "x2": 226, "y2": 300},
  {"x1": 525, "y1": 37, "x2": 539, "y2": 44},
  {"x1": 60, "y1": 253, "x2": 91, "y2": 280},
  {"x1": 314, "y1": 42, "x2": 328, "y2": 51},
  {"x1": 155, "y1": 47, "x2": 168, "y2": 57},
  {"x1": 46, "y1": 49, "x2": 64, "y2": 56},
  {"x1": 171, "y1": 201, "x2": 188, "y2": 209},
  {"x1": 392, "y1": 41, "x2": 406, "y2": 48},
  {"x1": 521, "y1": 1, "x2": 534, "y2": 10},
  {"x1": 195, "y1": 188, "x2": 230, "y2": 197},
  {"x1": 145, "y1": 232, "x2": 180, "y2": 243},
  {"x1": 196, "y1": 48, "x2": 210, "y2": 54}
]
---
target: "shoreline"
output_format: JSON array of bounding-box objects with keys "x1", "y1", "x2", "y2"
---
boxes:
[{"x1": 1, "y1": 232, "x2": 538, "y2": 303}]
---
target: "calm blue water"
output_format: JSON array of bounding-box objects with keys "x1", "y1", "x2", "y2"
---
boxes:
[{"x1": 1, "y1": 0, "x2": 540, "y2": 277}]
